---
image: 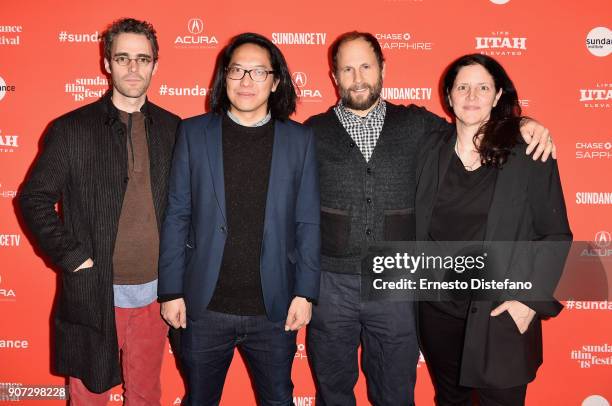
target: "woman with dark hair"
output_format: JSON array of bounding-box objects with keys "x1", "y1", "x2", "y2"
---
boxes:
[{"x1": 415, "y1": 54, "x2": 572, "y2": 405}]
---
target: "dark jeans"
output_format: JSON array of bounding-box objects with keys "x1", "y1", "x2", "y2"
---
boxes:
[
  {"x1": 419, "y1": 301, "x2": 527, "y2": 406},
  {"x1": 181, "y1": 310, "x2": 297, "y2": 406},
  {"x1": 307, "y1": 271, "x2": 419, "y2": 406}
]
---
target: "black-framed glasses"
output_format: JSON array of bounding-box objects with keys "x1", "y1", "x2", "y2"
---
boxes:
[
  {"x1": 112, "y1": 55, "x2": 154, "y2": 67},
  {"x1": 226, "y1": 66, "x2": 274, "y2": 82}
]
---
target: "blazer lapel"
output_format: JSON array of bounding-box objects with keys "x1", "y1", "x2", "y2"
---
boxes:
[
  {"x1": 262, "y1": 120, "x2": 287, "y2": 237},
  {"x1": 204, "y1": 114, "x2": 227, "y2": 222}
]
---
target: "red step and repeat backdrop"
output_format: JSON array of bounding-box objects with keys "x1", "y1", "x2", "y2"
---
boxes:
[{"x1": 1, "y1": 0, "x2": 611, "y2": 405}]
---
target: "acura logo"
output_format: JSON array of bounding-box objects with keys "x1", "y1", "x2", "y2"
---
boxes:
[
  {"x1": 595, "y1": 231, "x2": 611, "y2": 248},
  {"x1": 292, "y1": 72, "x2": 307, "y2": 88},
  {"x1": 187, "y1": 18, "x2": 204, "y2": 35}
]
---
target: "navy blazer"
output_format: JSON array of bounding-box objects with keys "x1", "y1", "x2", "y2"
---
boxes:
[{"x1": 158, "y1": 113, "x2": 321, "y2": 322}]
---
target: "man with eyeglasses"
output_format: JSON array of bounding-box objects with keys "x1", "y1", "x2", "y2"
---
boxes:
[
  {"x1": 158, "y1": 32, "x2": 320, "y2": 406},
  {"x1": 19, "y1": 18, "x2": 180, "y2": 405}
]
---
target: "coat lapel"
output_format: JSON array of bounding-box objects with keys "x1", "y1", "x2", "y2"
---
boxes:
[
  {"x1": 205, "y1": 114, "x2": 227, "y2": 221},
  {"x1": 263, "y1": 120, "x2": 287, "y2": 237}
]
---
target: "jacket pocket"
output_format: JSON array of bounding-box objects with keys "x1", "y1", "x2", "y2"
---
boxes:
[
  {"x1": 320, "y1": 206, "x2": 351, "y2": 257},
  {"x1": 59, "y1": 265, "x2": 102, "y2": 332},
  {"x1": 384, "y1": 208, "x2": 415, "y2": 241}
]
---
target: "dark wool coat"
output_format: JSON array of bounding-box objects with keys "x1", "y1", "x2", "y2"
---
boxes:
[{"x1": 19, "y1": 92, "x2": 180, "y2": 392}]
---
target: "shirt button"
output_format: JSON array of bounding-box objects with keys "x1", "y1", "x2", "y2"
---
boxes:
[
  {"x1": 366, "y1": 228, "x2": 372, "y2": 236},
  {"x1": 471, "y1": 307, "x2": 478, "y2": 314},
  {"x1": 220, "y1": 225, "x2": 227, "y2": 233},
  {"x1": 366, "y1": 167, "x2": 372, "y2": 175},
  {"x1": 366, "y1": 198, "x2": 372, "y2": 204},
  {"x1": 349, "y1": 142, "x2": 355, "y2": 148}
]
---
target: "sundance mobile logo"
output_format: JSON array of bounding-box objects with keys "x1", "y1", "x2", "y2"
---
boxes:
[
  {"x1": 271, "y1": 32, "x2": 326, "y2": 45},
  {"x1": 0, "y1": 24, "x2": 22, "y2": 46},
  {"x1": 375, "y1": 32, "x2": 433, "y2": 51},
  {"x1": 57, "y1": 30, "x2": 100, "y2": 43},
  {"x1": 292, "y1": 72, "x2": 322, "y2": 102},
  {"x1": 0, "y1": 75, "x2": 16, "y2": 101},
  {"x1": 0, "y1": 274, "x2": 17, "y2": 301},
  {"x1": 570, "y1": 343, "x2": 612, "y2": 369},
  {"x1": 475, "y1": 31, "x2": 527, "y2": 56},
  {"x1": 174, "y1": 18, "x2": 218, "y2": 48},
  {"x1": 586, "y1": 26, "x2": 612, "y2": 57},
  {"x1": 64, "y1": 76, "x2": 108, "y2": 102},
  {"x1": 0, "y1": 129, "x2": 19, "y2": 153},
  {"x1": 381, "y1": 85, "x2": 432, "y2": 102},
  {"x1": 576, "y1": 140, "x2": 612, "y2": 159},
  {"x1": 580, "y1": 83, "x2": 612, "y2": 108}
]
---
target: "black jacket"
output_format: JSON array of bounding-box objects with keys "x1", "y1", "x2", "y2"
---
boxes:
[
  {"x1": 416, "y1": 130, "x2": 572, "y2": 388},
  {"x1": 19, "y1": 92, "x2": 180, "y2": 392}
]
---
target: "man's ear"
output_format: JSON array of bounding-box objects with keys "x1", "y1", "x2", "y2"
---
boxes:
[{"x1": 104, "y1": 58, "x2": 112, "y2": 74}]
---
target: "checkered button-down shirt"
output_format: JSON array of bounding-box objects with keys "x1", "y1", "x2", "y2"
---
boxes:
[{"x1": 334, "y1": 99, "x2": 386, "y2": 162}]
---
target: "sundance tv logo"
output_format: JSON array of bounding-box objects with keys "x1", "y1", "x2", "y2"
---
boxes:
[
  {"x1": 575, "y1": 192, "x2": 612, "y2": 205},
  {"x1": 271, "y1": 32, "x2": 326, "y2": 45},
  {"x1": 292, "y1": 72, "x2": 322, "y2": 102},
  {"x1": 576, "y1": 140, "x2": 612, "y2": 159},
  {"x1": 65, "y1": 76, "x2": 108, "y2": 102},
  {"x1": 375, "y1": 32, "x2": 433, "y2": 51},
  {"x1": 174, "y1": 18, "x2": 218, "y2": 48},
  {"x1": 0, "y1": 182, "x2": 17, "y2": 199},
  {"x1": 0, "y1": 24, "x2": 22, "y2": 46},
  {"x1": 586, "y1": 27, "x2": 612, "y2": 57},
  {"x1": 580, "y1": 83, "x2": 611, "y2": 108},
  {"x1": 381, "y1": 85, "x2": 432, "y2": 101},
  {"x1": 475, "y1": 31, "x2": 526, "y2": 56},
  {"x1": 0, "y1": 129, "x2": 19, "y2": 153}
]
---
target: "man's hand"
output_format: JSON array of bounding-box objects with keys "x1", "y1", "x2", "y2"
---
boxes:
[
  {"x1": 73, "y1": 258, "x2": 94, "y2": 272},
  {"x1": 490, "y1": 300, "x2": 536, "y2": 334},
  {"x1": 520, "y1": 119, "x2": 556, "y2": 161},
  {"x1": 284, "y1": 297, "x2": 312, "y2": 331},
  {"x1": 161, "y1": 298, "x2": 187, "y2": 329}
]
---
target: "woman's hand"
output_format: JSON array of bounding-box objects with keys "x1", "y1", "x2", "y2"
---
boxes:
[{"x1": 491, "y1": 300, "x2": 536, "y2": 334}]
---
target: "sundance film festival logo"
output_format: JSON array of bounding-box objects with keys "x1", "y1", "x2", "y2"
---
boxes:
[
  {"x1": 0, "y1": 25, "x2": 22, "y2": 46},
  {"x1": 575, "y1": 192, "x2": 612, "y2": 205},
  {"x1": 0, "y1": 274, "x2": 16, "y2": 301},
  {"x1": 58, "y1": 30, "x2": 100, "y2": 43},
  {"x1": 64, "y1": 76, "x2": 108, "y2": 102},
  {"x1": 586, "y1": 27, "x2": 612, "y2": 57},
  {"x1": 0, "y1": 76, "x2": 16, "y2": 101},
  {"x1": 292, "y1": 72, "x2": 322, "y2": 102},
  {"x1": 375, "y1": 32, "x2": 433, "y2": 51},
  {"x1": 174, "y1": 18, "x2": 218, "y2": 48},
  {"x1": 570, "y1": 343, "x2": 612, "y2": 369},
  {"x1": 381, "y1": 86, "x2": 432, "y2": 101},
  {"x1": 271, "y1": 32, "x2": 326, "y2": 45},
  {"x1": 575, "y1": 140, "x2": 612, "y2": 159},
  {"x1": 158, "y1": 83, "x2": 207, "y2": 97},
  {"x1": 580, "y1": 83, "x2": 611, "y2": 108},
  {"x1": 475, "y1": 31, "x2": 527, "y2": 56},
  {"x1": 0, "y1": 339, "x2": 28, "y2": 349},
  {"x1": 293, "y1": 396, "x2": 315, "y2": 406},
  {"x1": 0, "y1": 129, "x2": 19, "y2": 153}
]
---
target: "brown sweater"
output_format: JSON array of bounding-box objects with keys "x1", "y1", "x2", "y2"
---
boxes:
[{"x1": 112, "y1": 111, "x2": 159, "y2": 284}]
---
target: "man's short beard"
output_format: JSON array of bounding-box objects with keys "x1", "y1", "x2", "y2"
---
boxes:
[{"x1": 339, "y1": 74, "x2": 383, "y2": 111}]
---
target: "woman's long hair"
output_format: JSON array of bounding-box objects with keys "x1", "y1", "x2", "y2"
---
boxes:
[{"x1": 441, "y1": 54, "x2": 524, "y2": 168}]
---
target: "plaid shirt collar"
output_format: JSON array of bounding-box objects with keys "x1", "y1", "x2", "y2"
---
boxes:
[{"x1": 334, "y1": 98, "x2": 386, "y2": 127}]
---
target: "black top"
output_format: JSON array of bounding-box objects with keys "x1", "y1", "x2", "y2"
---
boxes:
[
  {"x1": 428, "y1": 151, "x2": 497, "y2": 318},
  {"x1": 207, "y1": 115, "x2": 274, "y2": 315}
]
